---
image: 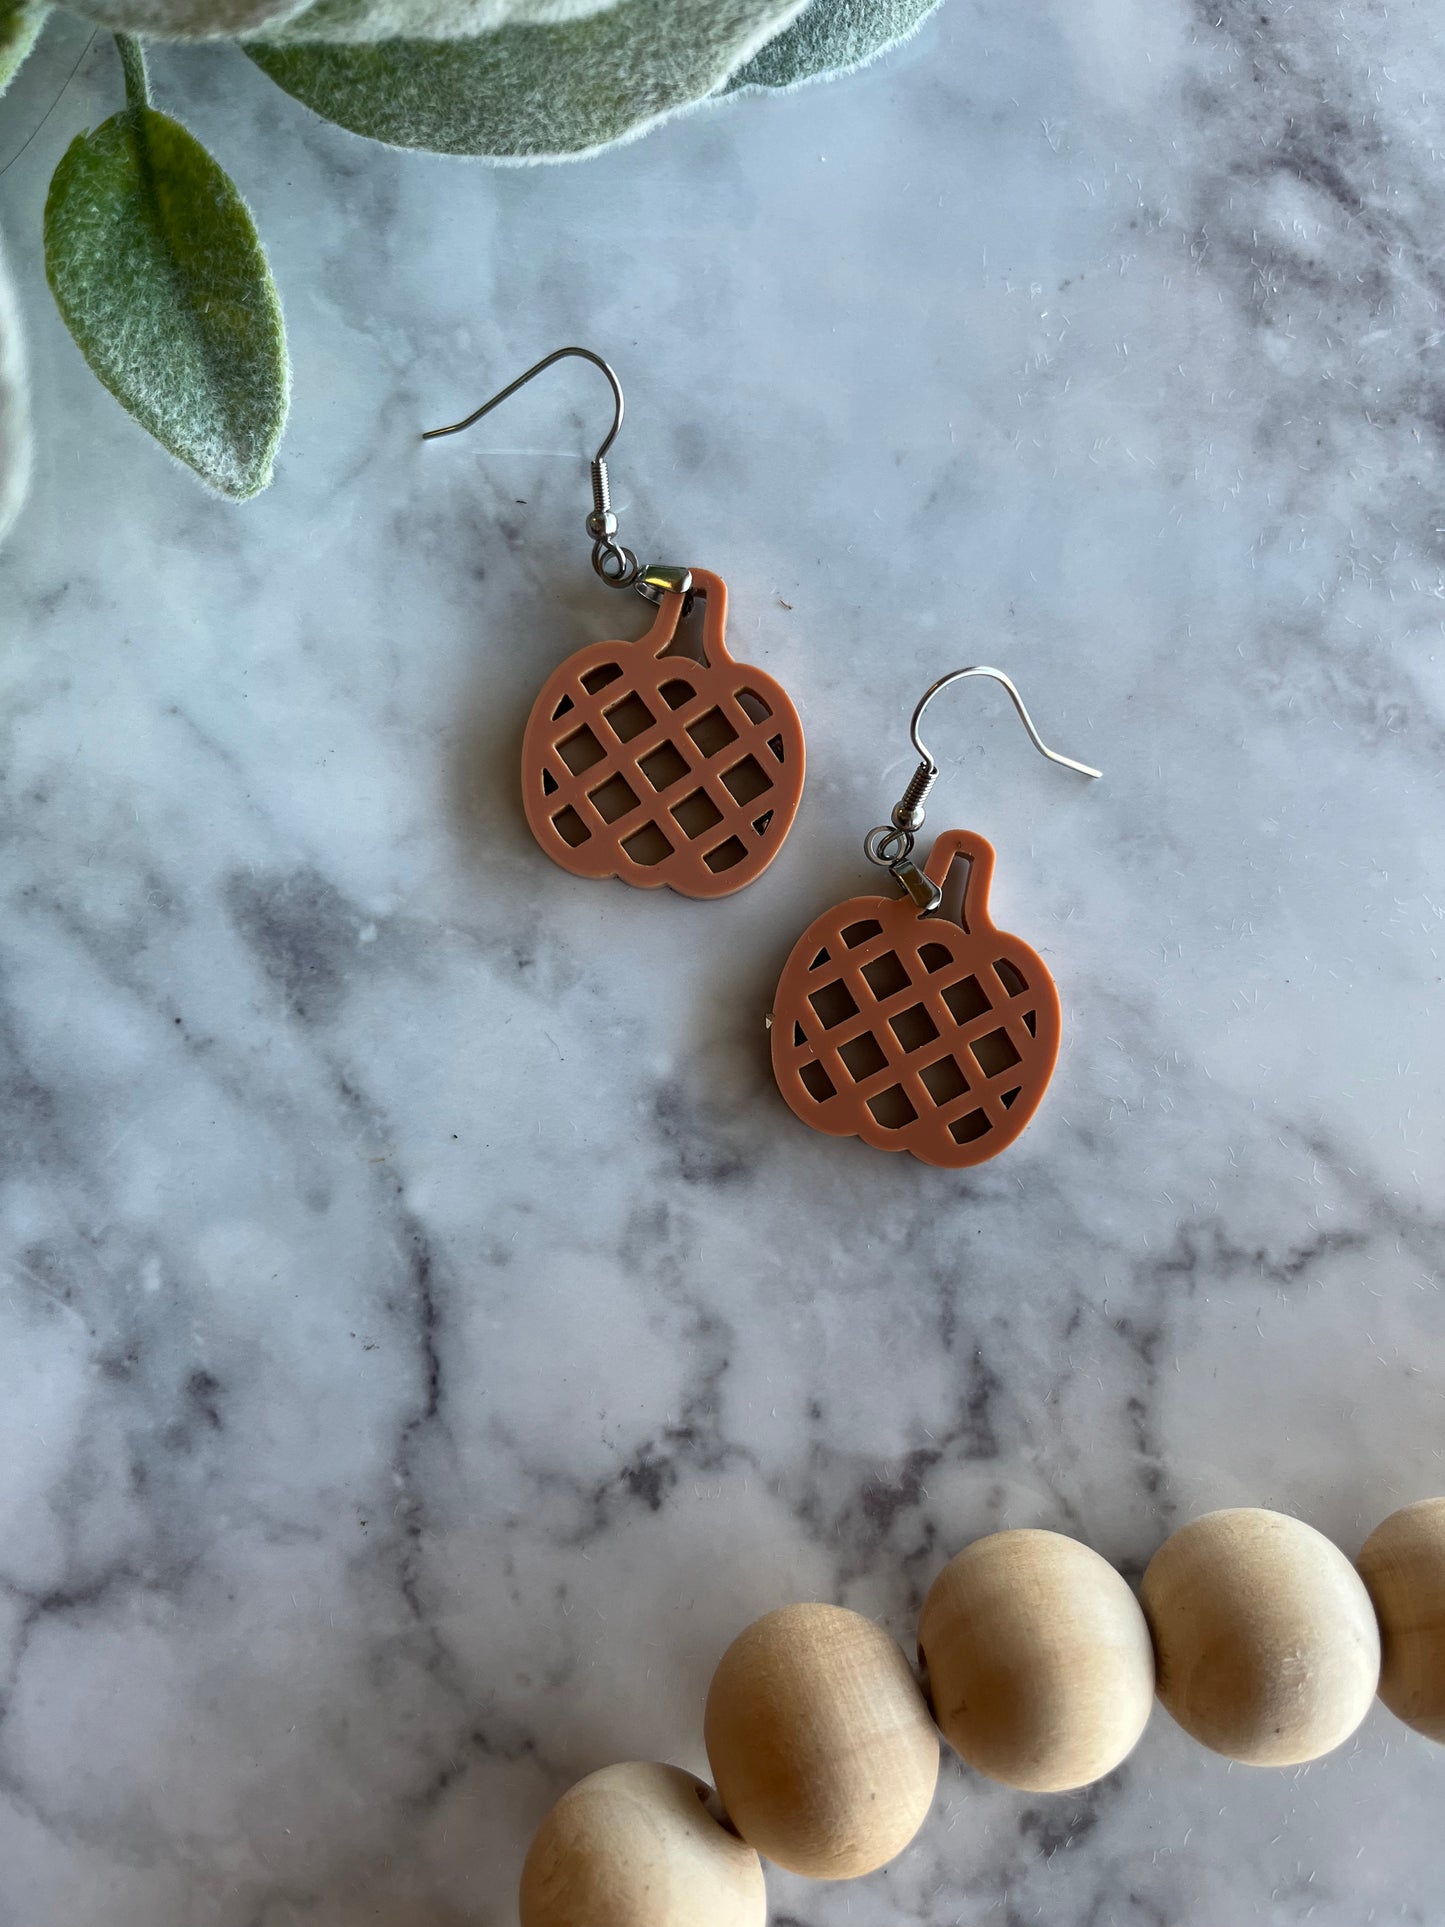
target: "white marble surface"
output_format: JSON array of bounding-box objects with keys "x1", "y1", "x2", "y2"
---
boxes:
[{"x1": 3, "y1": 2, "x2": 1445, "y2": 1920}]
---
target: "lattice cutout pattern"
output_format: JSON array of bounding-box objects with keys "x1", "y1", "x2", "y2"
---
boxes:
[
  {"x1": 771, "y1": 830, "x2": 1062, "y2": 1168},
  {"x1": 521, "y1": 569, "x2": 805, "y2": 900}
]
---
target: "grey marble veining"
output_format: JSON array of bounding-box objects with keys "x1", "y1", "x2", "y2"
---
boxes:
[{"x1": 2, "y1": 2, "x2": 1444, "y2": 1921}]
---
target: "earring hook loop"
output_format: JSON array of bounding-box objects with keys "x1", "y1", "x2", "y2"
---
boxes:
[
  {"x1": 421, "y1": 344, "x2": 624, "y2": 462},
  {"x1": 423, "y1": 345, "x2": 671, "y2": 592},
  {"x1": 908, "y1": 667, "x2": 1101, "y2": 789},
  {"x1": 864, "y1": 665, "x2": 1100, "y2": 905}
]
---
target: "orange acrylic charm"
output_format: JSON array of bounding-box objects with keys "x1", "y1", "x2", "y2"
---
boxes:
[
  {"x1": 771, "y1": 830, "x2": 1059, "y2": 1167},
  {"x1": 769, "y1": 666, "x2": 1100, "y2": 1169},
  {"x1": 521, "y1": 569, "x2": 804, "y2": 899}
]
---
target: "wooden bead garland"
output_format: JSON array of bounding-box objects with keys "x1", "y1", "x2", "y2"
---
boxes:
[
  {"x1": 519, "y1": 1761, "x2": 766, "y2": 1927},
  {"x1": 703, "y1": 1602, "x2": 939, "y2": 1879},
  {"x1": 517, "y1": 1498, "x2": 1445, "y2": 1921},
  {"x1": 1357, "y1": 1497, "x2": 1445, "y2": 1741},
  {"x1": 1141, "y1": 1507, "x2": 1380, "y2": 1766},
  {"x1": 919, "y1": 1528, "x2": 1155, "y2": 1791}
]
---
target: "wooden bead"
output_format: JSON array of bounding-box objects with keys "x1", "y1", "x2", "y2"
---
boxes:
[
  {"x1": 919, "y1": 1528, "x2": 1155, "y2": 1791},
  {"x1": 518, "y1": 1761, "x2": 766, "y2": 1927},
  {"x1": 1141, "y1": 1508, "x2": 1380, "y2": 1766},
  {"x1": 704, "y1": 1602, "x2": 938, "y2": 1879},
  {"x1": 1357, "y1": 1496, "x2": 1445, "y2": 1741}
]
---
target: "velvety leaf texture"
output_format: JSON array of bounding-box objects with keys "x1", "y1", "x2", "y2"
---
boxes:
[
  {"x1": 0, "y1": 231, "x2": 31, "y2": 541},
  {"x1": 270, "y1": 0, "x2": 615, "y2": 44},
  {"x1": 44, "y1": 105, "x2": 289, "y2": 498},
  {"x1": 68, "y1": 0, "x2": 615, "y2": 43},
  {"x1": 247, "y1": 0, "x2": 807, "y2": 158},
  {"x1": 1, "y1": 0, "x2": 46, "y2": 93},
  {"x1": 727, "y1": 0, "x2": 941, "y2": 91}
]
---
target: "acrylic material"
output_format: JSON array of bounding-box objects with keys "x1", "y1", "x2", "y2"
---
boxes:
[
  {"x1": 770, "y1": 829, "x2": 1060, "y2": 1167},
  {"x1": 521, "y1": 569, "x2": 805, "y2": 899}
]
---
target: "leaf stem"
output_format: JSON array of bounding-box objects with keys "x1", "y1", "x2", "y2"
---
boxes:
[{"x1": 115, "y1": 33, "x2": 149, "y2": 110}]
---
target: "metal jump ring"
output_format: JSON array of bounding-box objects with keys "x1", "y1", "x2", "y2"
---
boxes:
[
  {"x1": 592, "y1": 539, "x2": 640, "y2": 587},
  {"x1": 864, "y1": 824, "x2": 914, "y2": 869}
]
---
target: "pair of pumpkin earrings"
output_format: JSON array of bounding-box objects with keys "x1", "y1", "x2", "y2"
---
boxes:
[{"x1": 426, "y1": 347, "x2": 1102, "y2": 1170}]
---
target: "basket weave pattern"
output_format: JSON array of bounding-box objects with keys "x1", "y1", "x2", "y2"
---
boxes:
[
  {"x1": 521, "y1": 570, "x2": 804, "y2": 899},
  {"x1": 771, "y1": 831, "x2": 1061, "y2": 1167}
]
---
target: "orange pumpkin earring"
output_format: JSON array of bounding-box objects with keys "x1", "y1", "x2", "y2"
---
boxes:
[
  {"x1": 425, "y1": 347, "x2": 805, "y2": 899},
  {"x1": 770, "y1": 668, "x2": 1100, "y2": 1168}
]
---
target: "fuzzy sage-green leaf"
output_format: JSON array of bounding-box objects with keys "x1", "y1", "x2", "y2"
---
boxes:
[
  {"x1": 66, "y1": 0, "x2": 620, "y2": 45},
  {"x1": 727, "y1": 0, "x2": 941, "y2": 92},
  {"x1": 247, "y1": 0, "x2": 807, "y2": 159},
  {"x1": 268, "y1": 0, "x2": 620, "y2": 42},
  {"x1": 44, "y1": 78, "x2": 289, "y2": 498},
  {"x1": 1, "y1": 0, "x2": 46, "y2": 94}
]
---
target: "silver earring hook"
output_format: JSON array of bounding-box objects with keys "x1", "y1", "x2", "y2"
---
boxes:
[
  {"x1": 422, "y1": 345, "x2": 624, "y2": 460},
  {"x1": 423, "y1": 345, "x2": 690, "y2": 599},
  {"x1": 905, "y1": 666, "x2": 1101, "y2": 810},
  {"x1": 864, "y1": 665, "x2": 1100, "y2": 910}
]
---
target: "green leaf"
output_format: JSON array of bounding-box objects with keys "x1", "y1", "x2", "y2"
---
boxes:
[
  {"x1": 64, "y1": 0, "x2": 621, "y2": 46},
  {"x1": 0, "y1": 229, "x2": 31, "y2": 541},
  {"x1": 44, "y1": 101, "x2": 289, "y2": 498},
  {"x1": 262, "y1": 0, "x2": 623, "y2": 42},
  {"x1": 247, "y1": 0, "x2": 807, "y2": 159},
  {"x1": 1, "y1": 0, "x2": 47, "y2": 95},
  {"x1": 728, "y1": 0, "x2": 941, "y2": 91}
]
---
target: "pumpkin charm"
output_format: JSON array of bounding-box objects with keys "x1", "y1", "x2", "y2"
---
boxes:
[
  {"x1": 770, "y1": 830, "x2": 1061, "y2": 1167},
  {"x1": 521, "y1": 569, "x2": 804, "y2": 899}
]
